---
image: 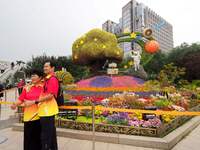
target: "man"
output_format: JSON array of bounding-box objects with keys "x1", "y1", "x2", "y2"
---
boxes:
[{"x1": 36, "y1": 61, "x2": 59, "y2": 150}]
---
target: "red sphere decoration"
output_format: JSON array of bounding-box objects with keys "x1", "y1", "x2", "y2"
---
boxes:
[{"x1": 144, "y1": 40, "x2": 160, "y2": 53}]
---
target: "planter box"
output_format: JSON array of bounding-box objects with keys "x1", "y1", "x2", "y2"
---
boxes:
[
  {"x1": 56, "y1": 104, "x2": 200, "y2": 137},
  {"x1": 58, "y1": 119, "x2": 158, "y2": 137}
]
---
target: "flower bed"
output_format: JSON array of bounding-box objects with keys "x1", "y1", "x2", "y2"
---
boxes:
[
  {"x1": 55, "y1": 85, "x2": 200, "y2": 137},
  {"x1": 53, "y1": 71, "x2": 200, "y2": 137}
]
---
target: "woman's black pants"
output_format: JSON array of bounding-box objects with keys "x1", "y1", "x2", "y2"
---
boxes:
[{"x1": 24, "y1": 120, "x2": 41, "y2": 150}]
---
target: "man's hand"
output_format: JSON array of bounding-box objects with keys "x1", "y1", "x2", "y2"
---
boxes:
[{"x1": 24, "y1": 101, "x2": 35, "y2": 107}]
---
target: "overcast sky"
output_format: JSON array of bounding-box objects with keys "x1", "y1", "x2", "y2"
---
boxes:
[{"x1": 0, "y1": 0, "x2": 199, "y2": 62}]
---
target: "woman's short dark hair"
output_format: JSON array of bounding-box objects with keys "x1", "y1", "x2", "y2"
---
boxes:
[{"x1": 30, "y1": 69, "x2": 44, "y2": 77}]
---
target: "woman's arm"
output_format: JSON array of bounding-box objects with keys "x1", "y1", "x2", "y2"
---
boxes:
[{"x1": 10, "y1": 100, "x2": 23, "y2": 110}]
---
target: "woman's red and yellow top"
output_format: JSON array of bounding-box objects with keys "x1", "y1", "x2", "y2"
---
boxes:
[{"x1": 18, "y1": 83, "x2": 43, "y2": 122}]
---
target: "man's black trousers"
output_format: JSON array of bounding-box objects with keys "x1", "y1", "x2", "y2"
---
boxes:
[{"x1": 40, "y1": 115, "x2": 58, "y2": 150}]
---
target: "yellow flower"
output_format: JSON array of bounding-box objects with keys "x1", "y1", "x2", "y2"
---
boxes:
[
  {"x1": 164, "y1": 117, "x2": 171, "y2": 123},
  {"x1": 102, "y1": 45, "x2": 106, "y2": 49},
  {"x1": 94, "y1": 38, "x2": 98, "y2": 41},
  {"x1": 129, "y1": 61, "x2": 133, "y2": 66},
  {"x1": 80, "y1": 40, "x2": 84, "y2": 44}
]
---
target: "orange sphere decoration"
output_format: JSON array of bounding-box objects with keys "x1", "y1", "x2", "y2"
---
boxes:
[{"x1": 144, "y1": 40, "x2": 160, "y2": 53}]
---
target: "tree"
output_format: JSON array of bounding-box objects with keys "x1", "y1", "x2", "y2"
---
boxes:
[
  {"x1": 166, "y1": 43, "x2": 200, "y2": 81},
  {"x1": 176, "y1": 50, "x2": 200, "y2": 81},
  {"x1": 72, "y1": 29, "x2": 123, "y2": 72},
  {"x1": 157, "y1": 63, "x2": 186, "y2": 87},
  {"x1": 143, "y1": 51, "x2": 167, "y2": 79},
  {"x1": 25, "y1": 54, "x2": 90, "y2": 81}
]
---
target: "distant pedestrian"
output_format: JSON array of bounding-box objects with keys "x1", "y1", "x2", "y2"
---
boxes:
[
  {"x1": 17, "y1": 79, "x2": 25, "y2": 95},
  {"x1": 0, "y1": 84, "x2": 4, "y2": 100},
  {"x1": 11, "y1": 62, "x2": 15, "y2": 69}
]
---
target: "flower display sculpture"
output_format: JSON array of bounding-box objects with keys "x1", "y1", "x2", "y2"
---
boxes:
[{"x1": 72, "y1": 29, "x2": 123, "y2": 72}]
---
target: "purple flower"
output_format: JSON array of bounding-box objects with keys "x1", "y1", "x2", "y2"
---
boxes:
[
  {"x1": 106, "y1": 112, "x2": 129, "y2": 125},
  {"x1": 142, "y1": 121, "x2": 152, "y2": 128},
  {"x1": 133, "y1": 77, "x2": 145, "y2": 84},
  {"x1": 102, "y1": 111, "x2": 109, "y2": 117},
  {"x1": 128, "y1": 120, "x2": 140, "y2": 127},
  {"x1": 142, "y1": 117, "x2": 162, "y2": 128},
  {"x1": 128, "y1": 117, "x2": 162, "y2": 128},
  {"x1": 90, "y1": 76, "x2": 112, "y2": 87}
]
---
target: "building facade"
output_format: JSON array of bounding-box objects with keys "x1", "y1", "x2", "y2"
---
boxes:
[
  {"x1": 0, "y1": 61, "x2": 10, "y2": 74},
  {"x1": 102, "y1": 0, "x2": 173, "y2": 54},
  {"x1": 102, "y1": 20, "x2": 118, "y2": 34}
]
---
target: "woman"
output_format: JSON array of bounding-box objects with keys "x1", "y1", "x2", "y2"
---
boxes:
[{"x1": 11, "y1": 69, "x2": 43, "y2": 150}]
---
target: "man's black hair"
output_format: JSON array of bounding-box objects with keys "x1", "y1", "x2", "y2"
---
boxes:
[
  {"x1": 45, "y1": 61, "x2": 56, "y2": 68},
  {"x1": 30, "y1": 69, "x2": 44, "y2": 77}
]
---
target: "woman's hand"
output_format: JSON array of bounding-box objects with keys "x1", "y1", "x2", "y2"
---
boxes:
[
  {"x1": 10, "y1": 104, "x2": 17, "y2": 110},
  {"x1": 10, "y1": 100, "x2": 23, "y2": 110}
]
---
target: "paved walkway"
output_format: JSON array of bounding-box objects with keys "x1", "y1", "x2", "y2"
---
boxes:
[
  {"x1": 172, "y1": 122, "x2": 200, "y2": 150},
  {"x1": 1, "y1": 126, "x2": 200, "y2": 150},
  {"x1": 1, "y1": 124, "x2": 200, "y2": 150},
  {"x1": 0, "y1": 88, "x2": 18, "y2": 120},
  {"x1": 0, "y1": 128, "x2": 159, "y2": 150}
]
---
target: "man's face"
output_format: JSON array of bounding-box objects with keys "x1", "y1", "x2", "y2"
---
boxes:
[{"x1": 43, "y1": 62, "x2": 54, "y2": 75}]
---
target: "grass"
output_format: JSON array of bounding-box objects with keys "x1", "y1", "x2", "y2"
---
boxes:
[
  {"x1": 59, "y1": 115, "x2": 105, "y2": 124},
  {"x1": 76, "y1": 116, "x2": 104, "y2": 124}
]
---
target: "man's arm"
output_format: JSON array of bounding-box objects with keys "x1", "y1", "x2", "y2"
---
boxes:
[
  {"x1": 38, "y1": 93, "x2": 54, "y2": 102},
  {"x1": 38, "y1": 76, "x2": 59, "y2": 102}
]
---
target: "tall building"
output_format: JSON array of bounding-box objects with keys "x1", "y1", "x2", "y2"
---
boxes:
[
  {"x1": 102, "y1": 0, "x2": 174, "y2": 53},
  {"x1": 102, "y1": 20, "x2": 121, "y2": 34}
]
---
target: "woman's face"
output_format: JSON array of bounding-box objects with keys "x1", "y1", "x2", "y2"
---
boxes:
[{"x1": 31, "y1": 74, "x2": 41, "y2": 84}]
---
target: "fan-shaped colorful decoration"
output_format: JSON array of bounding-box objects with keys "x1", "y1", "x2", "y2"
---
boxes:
[{"x1": 76, "y1": 75, "x2": 144, "y2": 88}]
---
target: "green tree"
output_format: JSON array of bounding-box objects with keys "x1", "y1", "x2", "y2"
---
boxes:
[
  {"x1": 25, "y1": 54, "x2": 90, "y2": 81},
  {"x1": 166, "y1": 43, "x2": 200, "y2": 81},
  {"x1": 143, "y1": 51, "x2": 167, "y2": 79},
  {"x1": 157, "y1": 63, "x2": 186, "y2": 87}
]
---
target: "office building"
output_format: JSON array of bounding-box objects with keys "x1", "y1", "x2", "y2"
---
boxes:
[{"x1": 102, "y1": 0, "x2": 174, "y2": 54}]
